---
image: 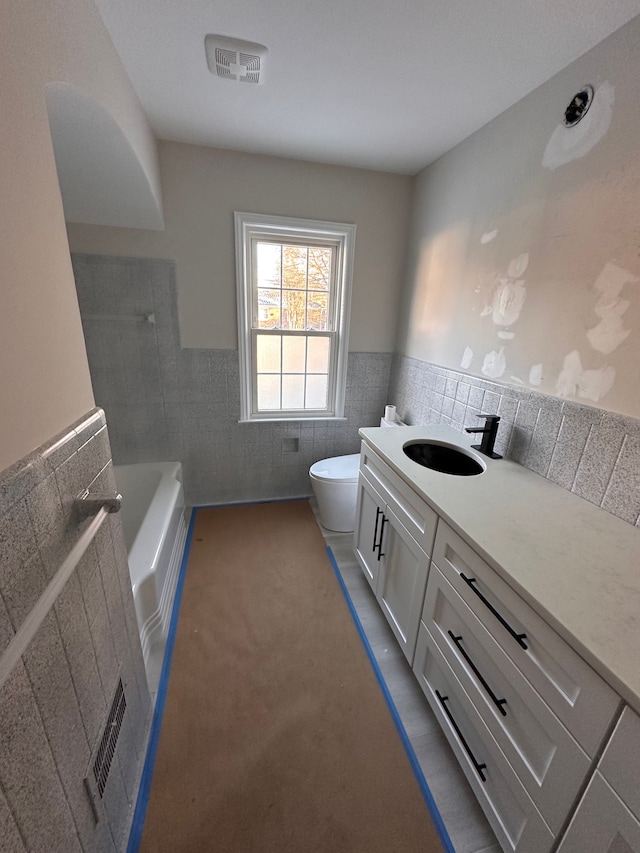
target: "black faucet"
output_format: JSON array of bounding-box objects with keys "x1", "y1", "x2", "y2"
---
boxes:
[{"x1": 465, "y1": 414, "x2": 502, "y2": 459}]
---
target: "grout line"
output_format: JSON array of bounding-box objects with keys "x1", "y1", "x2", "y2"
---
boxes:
[
  {"x1": 570, "y1": 423, "x2": 595, "y2": 493},
  {"x1": 600, "y1": 433, "x2": 627, "y2": 508}
]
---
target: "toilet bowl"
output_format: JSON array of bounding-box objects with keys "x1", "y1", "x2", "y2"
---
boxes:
[
  {"x1": 309, "y1": 416, "x2": 404, "y2": 532},
  {"x1": 309, "y1": 453, "x2": 360, "y2": 532}
]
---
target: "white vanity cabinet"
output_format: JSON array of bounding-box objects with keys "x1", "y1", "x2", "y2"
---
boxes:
[
  {"x1": 413, "y1": 630, "x2": 555, "y2": 852},
  {"x1": 353, "y1": 444, "x2": 437, "y2": 664},
  {"x1": 428, "y1": 521, "x2": 620, "y2": 756},
  {"x1": 414, "y1": 521, "x2": 620, "y2": 852},
  {"x1": 353, "y1": 431, "x2": 629, "y2": 853},
  {"x1": 418, "y1": 563, "x2": 590, "y2": 835},
  {"x1": 557, "y1": 706, "x2": 640, "y2": 852}
]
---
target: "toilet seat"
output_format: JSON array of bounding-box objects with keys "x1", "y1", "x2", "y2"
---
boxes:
[{"x1": 309, "y1": 453, "x2": 360, "y2": 484}]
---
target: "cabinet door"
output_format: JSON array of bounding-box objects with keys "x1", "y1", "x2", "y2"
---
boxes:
[
  {"x1": 353, "y1": 473, "x2": 386, "y2": 593},
  {"x1": 557, "y1": 773, "x2": 640, "y2": 853},
  {"x1": 376, "y1": 507, "x2": 431, "y2": 665},
  {"x1": 600, "y1": 706, "x2": 640, "y2": 817},
  {"x1": 360, "y1": 443, "x2": 438, "y2": 554}
]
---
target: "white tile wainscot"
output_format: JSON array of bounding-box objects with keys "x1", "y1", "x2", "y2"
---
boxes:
[{"x1": 354, "y1": 423, "x2": 640, "y2": 853}]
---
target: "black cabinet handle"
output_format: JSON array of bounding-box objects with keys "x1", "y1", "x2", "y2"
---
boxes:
[
  {"x1": 460, "y1": 573, "x2": 528, "y2": 650},
  {"x1": 377, "y1": 516, "x2": 388, "y2": 561},
  {"x1": 436, "y1": 689, "x2": 487, "y2": 782},
  {"x1": 448, "y1": 631, "x2": 508, "y2": 717},
  {"x1": 373, "y1": 507, "x2": 383, "y2": 554}
]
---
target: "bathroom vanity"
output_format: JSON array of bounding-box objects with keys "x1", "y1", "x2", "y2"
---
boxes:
[{"x1": 354, "y1": 424, "x2": 640, "y2": 853}]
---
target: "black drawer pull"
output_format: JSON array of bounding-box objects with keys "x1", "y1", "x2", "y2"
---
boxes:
[
  {"x1": 448, "y1": 631, "x2": 508, "y2": 717},
  {"x1": 377, "y1": 516, "x2": 388, "y2": 561},
  {"x1": 373, "y1": 507, "x2": 383, "y2": 554},
  {"x1": 460, "y1": 573, "x2": 528, "y2": 650},
  {"x1": 436, "y1": 689, "x2": 487, "y2": 782}
]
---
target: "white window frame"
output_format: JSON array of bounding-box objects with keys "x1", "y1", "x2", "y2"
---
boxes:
[{"x1": 234, "y1": 212, "x2": 355, "y2": 422}]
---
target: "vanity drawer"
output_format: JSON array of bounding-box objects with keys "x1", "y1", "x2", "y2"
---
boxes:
[
  {"x1": 432, "y1": 521, "x2": 620, "y2": 756},
  {"x1": 413, "y1": 627, "x2": 554, "y2": 853},
  {"x1": 422, "y1": 564, "x2": 590, "y2": 834},
  {"x1": 359, "y1": 443, "x2": 437, "y2": 554}
]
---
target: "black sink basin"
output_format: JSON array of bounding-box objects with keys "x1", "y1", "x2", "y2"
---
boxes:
[{"x1": 403, "y1": 440, "x2": 485, "y2": 476}]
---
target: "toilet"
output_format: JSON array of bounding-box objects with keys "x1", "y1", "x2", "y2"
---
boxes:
[
  {"x1": 309, "y1": 416, "x2": 404, "y2": 532},
  {"x1": 309, "y1": 453, "x2": 361, "y2": 532}
]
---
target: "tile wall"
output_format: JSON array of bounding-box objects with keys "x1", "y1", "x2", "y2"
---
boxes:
[
  {"x1": 0, "y1": 408, "x2": 151, "y2": 852},
  {"x1": 390, "y1": 355, "x2": 640, "y2": 527},
  {"x1": 72, "y1": 254, "x2": 392, "y2": 506},
  {"x1": 71, "y1": 255, "x2": 640, "y2": 523}
]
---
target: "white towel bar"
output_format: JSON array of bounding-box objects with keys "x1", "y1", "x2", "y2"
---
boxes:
[{"x1": 0, "y1": 505, "x2": 111, "y2": 690}]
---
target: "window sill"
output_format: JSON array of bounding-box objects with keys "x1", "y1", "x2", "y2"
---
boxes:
[{"x1": 238, "y1": 417, "x2": 348, "y2": 424}]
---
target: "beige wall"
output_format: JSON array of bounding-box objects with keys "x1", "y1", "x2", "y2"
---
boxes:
[
  {"x1": 397, "y1": 17, "x2": 640, "y2": 418},
  {"x1": 1, "y1": 0, "x2": 161, "y2": 472},
  {"x1": 67, "y1": 141, "x2": 414, "y2": 352}
]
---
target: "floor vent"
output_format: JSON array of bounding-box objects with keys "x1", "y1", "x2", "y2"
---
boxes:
[{"x1": 92, "y1": 678, "x2": 127, "y2": 798}]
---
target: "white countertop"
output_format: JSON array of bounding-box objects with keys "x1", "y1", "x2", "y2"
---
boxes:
[{"x1": 359, "y1": 424, "x2": 640, "y2": 713}]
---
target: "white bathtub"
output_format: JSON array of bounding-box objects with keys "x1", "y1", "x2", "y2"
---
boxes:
[{"x1": 114, "y1": 461, "x2": 189, "y2": 697}]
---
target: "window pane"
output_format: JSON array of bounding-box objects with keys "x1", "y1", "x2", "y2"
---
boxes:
[
  {"x1": 282, "y1": 375, "x2": 305, "y2": 409},
  {"x1": 307, "y1": 310, "x2": 327, "y2": 330},
  {"x1": 257, "y1": 374, "x2": 280, "y2": 410},
  {"x1": 256, "y1": 242, "x2": 281, "y2": 288},
  {"x1": 282, "y1": 245, "x2": 307, "y2": 289},
  {"x1": 281, "y1": 290, "x2": 307, "y2": 330},
  {"x1": 308, "y1": 247, "x2": 332, "y2": 291},
  {"x1": 257, "y1": 289, "x2": 281, "y2": 329},
  {"x1": 256, "y1": 334, "x2": 281, "y2": 372},
  {"x1": 307, "y1": 291, "x2": 329, "y2": 330},
  {"x1": 282, "y1": 336, "x2": 306, "y2": 373},
  {"x1": 306, "y1": 374, "x2": 328, "y2": 409},
  {"x1": 307, "y1": 337, "x2": 330, "y2": 373},
  {"x1": 258, "y1": 308, "x2": 281, "y2": 329}
]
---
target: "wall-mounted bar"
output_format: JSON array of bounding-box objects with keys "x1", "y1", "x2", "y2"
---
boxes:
[
  {"x1": 83, "y1": 313, "x2": 155, "y2": 324},
  {"x1": 0, "y1": 494, "x2": 121, "y2": 691},
  {"x1": 76, "y1": 490, "x2": 122, "y2": 521}
]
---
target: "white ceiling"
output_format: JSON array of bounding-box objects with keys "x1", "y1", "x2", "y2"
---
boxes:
[{"x1": 94, "y1": 0, "x2": 640, "y2": 175}]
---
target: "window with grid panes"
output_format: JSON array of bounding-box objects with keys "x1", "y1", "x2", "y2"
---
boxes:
[{"x1": 235, "y1": 213, "x2": 355, "y2": 420}]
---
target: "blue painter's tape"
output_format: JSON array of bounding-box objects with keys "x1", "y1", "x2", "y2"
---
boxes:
[
  {"x1": 126, "y1": 508, "x2": 198, "y2": 853},
  {"x1": 325, "y1": 545, "x2": 456, "y2": 853}
]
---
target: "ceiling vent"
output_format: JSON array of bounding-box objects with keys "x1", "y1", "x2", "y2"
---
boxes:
[{"x1": 205, "y1": 35, "x2": 267, "y2": 85}]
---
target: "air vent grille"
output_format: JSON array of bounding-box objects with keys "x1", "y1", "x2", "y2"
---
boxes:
[
  {"x1": 205, "y1": 35, "x2": 267, "y2": 84},
  {"x1": 238, "y1": 52, "x2": 261, "y2": 84},
  {"x1": 214, "y1": 48, "x2": 236, "y2": 80},
  {"x1": 93, "y1": 679, "x2": 126, "y2": 798}
]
